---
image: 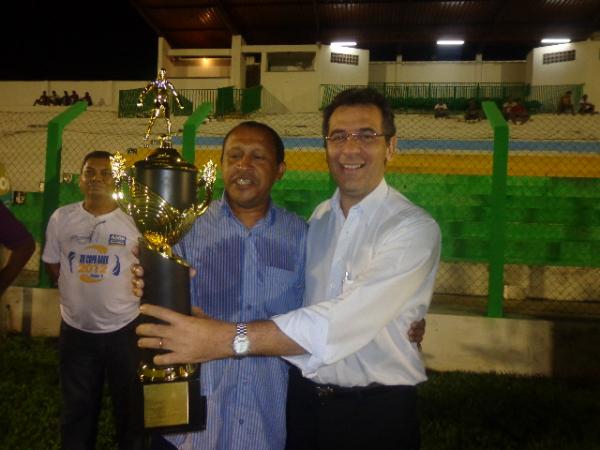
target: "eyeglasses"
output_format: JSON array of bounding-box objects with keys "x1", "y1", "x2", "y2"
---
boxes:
[{"x1": 324, "y1": 131, "x2": 389, "y2": 146}]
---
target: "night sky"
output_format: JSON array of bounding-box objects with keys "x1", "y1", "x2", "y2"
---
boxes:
[
  {"x1": 3, "y1": 1, "x2": 158, "y2": 81},
  {"x1": 2, "y1": 2, "x2": 532, "y2": 81}
]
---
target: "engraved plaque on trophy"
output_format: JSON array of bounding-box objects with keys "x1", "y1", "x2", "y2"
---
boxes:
[{"x1": 111, "y1": 135, "x2": 215, "y2": 433}]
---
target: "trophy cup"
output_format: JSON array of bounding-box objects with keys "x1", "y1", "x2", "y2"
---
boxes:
[{"x1": 112, "y1": 134, "x2": 216, "y2": 432}]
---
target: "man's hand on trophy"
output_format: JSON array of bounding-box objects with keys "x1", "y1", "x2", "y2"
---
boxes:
[
  {"x1": 130, "y1": 262, "x2": 196, "y2": 298},
  {"x1": 136, "y1": 303, "x2": 234, "y2": 365}
]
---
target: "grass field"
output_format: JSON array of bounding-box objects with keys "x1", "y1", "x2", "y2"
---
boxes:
[{"x1": 1, "y1": 336, "x2": 599, "y2": 450}]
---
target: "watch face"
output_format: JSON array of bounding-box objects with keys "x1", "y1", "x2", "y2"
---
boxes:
[{"x1": 233, "y1": 335, "x2": 250, "y2": 355}]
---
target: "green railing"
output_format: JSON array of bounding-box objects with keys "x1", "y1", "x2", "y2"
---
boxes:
[
  {"x1": 119, "y1": 86, "x2": 262, "y2": 118},
  {"x1": 482, "y1": 101, "x2": 509, "y2": 317},
  {"x1": 320, "y1": 83, "x2": 585, "y2": 113},
  {"x1": 241, "y1": 85, "x2": 262, "y2": 115},
  {"x1": 39, "y1": 101, "x2": 87, "y2": 288}
]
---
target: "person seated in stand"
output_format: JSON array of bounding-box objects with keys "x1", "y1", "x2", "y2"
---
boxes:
[
  {"x1": 502, "y1": 97, "x2": 517, "y2": 120},
  {"x1": 33, "y1": 91, "x2": 49, "y2": 106},
  {"x1": 61, "y1": 90, "x2": 72, "y2": 106},
  {"x1": 508, "y1": 99, "x2": 530, "y2": 125},
  {"x1": 69, "y1": 90, "x2": 80, "y2": 104},
  {"x1": 81, "y1": 92, "x2": 93, "y2": 106},
  {"x1": 464, "y1": 99, "x2": 481, "y2": 122},
  {"x1": 434, "y1": 100, "x2": 449, "y2": 118},
  {"x1": 578, "y1": 94, "x2": 596, "y2": 114},
  {"x1": 49, "y1": 90, "x2": 60, "y2": 106},
  {"x1": 557, "y1": 91, "x2": 575, "y2": 115}
]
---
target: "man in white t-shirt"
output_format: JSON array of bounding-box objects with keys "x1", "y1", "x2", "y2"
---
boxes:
[{"x1": 42, "y1": 151, "x2": 143, "y2": 450}]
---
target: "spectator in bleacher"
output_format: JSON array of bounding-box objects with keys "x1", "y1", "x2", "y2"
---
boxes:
[
  {"x1": 33, "y1": 90, "x2": 49, "y2": 106},
  {"x1": 502, "y1": 97, "x2": 517, "y2": 120},
  {"x1": 49, "y1": 90, "x2": 60, "y2": 106},
  {"x1": 464, "y1": 99, "x2": 481, "y2": 122},
  {"x1": 434, "y1": 100, "x2": 449, "y2": 118},
  {"x1": 0, "y1": 203, "x2": 35, "y2": 298},
  {"x1": 70, "y1": 90, "x2": 79, "y2": 104},
  {"x1": 82, "y1": 92, "x2": 93, "y2": 106},
  {"x1": 508, "y1": 99, "x2": 530, "y2": 125},
  {"x1": 578, "y1": 94, "x2": 596, "y2": 114},
  {"x1": 61, "y1": 91, "x2": 71, "y2": 106},
  {"x1": 557, "y1": 90, "x2": 575, "y2": 115}
]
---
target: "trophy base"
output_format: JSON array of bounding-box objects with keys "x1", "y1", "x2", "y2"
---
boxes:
[{"x1": 143, "y1": 378, "x2": 206, "y2": 433}]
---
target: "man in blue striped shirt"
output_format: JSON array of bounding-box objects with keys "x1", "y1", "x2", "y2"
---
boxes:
[{"x1": 146, "y1": 121, "x2": 307, "y2": 450}]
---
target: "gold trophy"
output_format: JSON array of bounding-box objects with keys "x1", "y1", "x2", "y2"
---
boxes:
[{"x1": 111, "y1": 75, "x2": 215, "y2": 432}]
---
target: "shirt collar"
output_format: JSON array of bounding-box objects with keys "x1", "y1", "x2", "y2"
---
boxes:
[
  {"x1": 330, "y1": 178, "x2": 388, "y2": 225},
  {"x1": 218, "y1": 193, "x2": 276, "y2": 228}
]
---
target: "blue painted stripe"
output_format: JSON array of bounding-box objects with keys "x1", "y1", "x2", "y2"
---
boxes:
[{"x1": 173, "y1": 136, "x2": 600, "y2": 152}]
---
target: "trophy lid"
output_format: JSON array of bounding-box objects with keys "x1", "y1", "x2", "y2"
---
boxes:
[{"x1": 135, "y1": 134, "x2": 196, "y2": 172}]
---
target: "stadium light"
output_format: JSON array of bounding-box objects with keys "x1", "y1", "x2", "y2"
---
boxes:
[
  {"x1": 541, "y1": 38, "x2": 571, "y2": 44},
  {"x1": 436, "y1": 40, "x2": 464, "y2": 46},
  {"x1": 331, "y1": 41, "x2": 357, "y2": 50}
]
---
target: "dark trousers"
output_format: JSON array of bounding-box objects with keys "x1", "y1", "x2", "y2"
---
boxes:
[
  {"x1": 59, "y1": 319, "x2": 144, "y2": 450},
  {"x1": 286, "y1": 367, "x2": 420, "y2": 450},
  {"x1": 148, "y1": 434, "x2": 177, "y2": 450}
]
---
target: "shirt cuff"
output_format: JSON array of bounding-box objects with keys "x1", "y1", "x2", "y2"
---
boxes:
[{"x1": 272, "y1": 306, "x2": 330, "y2": 377}]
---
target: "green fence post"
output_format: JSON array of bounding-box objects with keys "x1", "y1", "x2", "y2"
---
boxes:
[
  {"x1": 182, "y1": 102, "x2": 213, "y2": 164},
  {"x1": 39, "y1": 101, "x2": 87, "y2": 288},
  {"x1": 482, "y1": 101, "x2": 509, "y2": 318}
]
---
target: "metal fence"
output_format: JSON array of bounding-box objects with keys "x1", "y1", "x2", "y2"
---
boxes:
[
  {"x1": 2, "y1": 91, "x2": 599, "y2": 320},
  {"x1": 321, "y1": 83, "x2": 586, "y2": 114},
  {"x1": 118, "y1": 86, "x2": 262, "y2": 119}
]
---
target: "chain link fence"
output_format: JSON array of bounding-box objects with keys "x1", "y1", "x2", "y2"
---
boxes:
[{"x1": 1, "y1": 87, "x2": 599, "y2": 320}]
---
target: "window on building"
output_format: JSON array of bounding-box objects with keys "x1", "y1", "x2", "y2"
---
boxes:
[
  {"x1": 542, "y1": 50, "x2": 576, "y2": 64},
  {"x1": 267, "y1": 52, "x2": 315, "y2": 72},
  {"x1": 331, "y1": 52, "x2": 359, "y2": 66}
]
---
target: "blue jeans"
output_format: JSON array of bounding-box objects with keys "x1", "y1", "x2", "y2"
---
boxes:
[{"x1": 59, "y1": 319, "x2": 143, "y2": 450}]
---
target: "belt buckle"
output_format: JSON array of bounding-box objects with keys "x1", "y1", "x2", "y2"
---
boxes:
[{"x1": 315, "y1": 385, "x2": 335, "y2": 398}]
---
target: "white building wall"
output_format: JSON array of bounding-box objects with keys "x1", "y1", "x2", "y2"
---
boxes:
[
  {"x1": 319, "y1": 46, "x2": 370, "y2": 86},
  {"x1": 529, "y1": 39, "x2": 600, "y2": 103},
  {"x1": 244, "y1": 44, "x2": 321, "y2": 112},
  {"x1": 369, "y1": 60, "x2": 527, "y2": 83}
]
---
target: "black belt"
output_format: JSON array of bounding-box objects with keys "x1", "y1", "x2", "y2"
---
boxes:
[
  {"x1": 289, "y1": 366, "x2": 414, "y2": 401},
  {"x1": 309, "y1": 379, "x2": 413, "y2": 400}
]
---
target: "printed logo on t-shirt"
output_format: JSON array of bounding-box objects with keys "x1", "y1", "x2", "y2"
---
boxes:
[
  {"x1": 78, "y1": 244, "x2": 118, "y2": 283},
  {"x1": 109, "y1": 234, "x2": 127, "y2": 246}
]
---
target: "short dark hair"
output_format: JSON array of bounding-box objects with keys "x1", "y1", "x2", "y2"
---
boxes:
[
  {"x1": 221, "y1": 121, "x2": 285, "y2": 164},
  {"x1": 322, "y1": 88, "x2": 396, "y2": 145},
  {"x1": 80, "y1": 150, "x2": 112, "y2": 172}
]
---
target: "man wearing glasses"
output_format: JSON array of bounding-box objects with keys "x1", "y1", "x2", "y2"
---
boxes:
[{"x1": 138, "y1": 88, "x2": 440, "y2": 450}]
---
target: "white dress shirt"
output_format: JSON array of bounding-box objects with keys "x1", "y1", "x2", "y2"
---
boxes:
[{"x1": 273, "y1": 179, "x2": 441, "y2": 386}]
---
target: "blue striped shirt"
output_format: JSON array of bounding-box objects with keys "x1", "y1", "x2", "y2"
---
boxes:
[{"x1": 165, "y1": 198, "x2": 307, "y2": 450}]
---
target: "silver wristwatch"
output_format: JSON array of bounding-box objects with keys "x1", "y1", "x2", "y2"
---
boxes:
[{"x1": 232, "y1": 322, "x2": 250, "y2": 357}]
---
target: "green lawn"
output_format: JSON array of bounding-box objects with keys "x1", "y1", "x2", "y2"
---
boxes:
[{"x1": 1, "y1": 336, "x2": 599, "y2": 450}]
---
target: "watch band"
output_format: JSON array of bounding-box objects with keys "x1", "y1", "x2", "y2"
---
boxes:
[
  {"x1": 233, "y1": 322, "x2": 250, "y2": 357},
  {"x1": 236, "y1": 322, "x2": 248, "y2": 336}
]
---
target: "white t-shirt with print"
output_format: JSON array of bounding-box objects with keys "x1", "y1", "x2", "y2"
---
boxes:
[{"x1": 42, "y1": 202, "x2": 140, "y2": 333}]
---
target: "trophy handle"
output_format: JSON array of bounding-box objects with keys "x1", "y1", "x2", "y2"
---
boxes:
[{"x1": 194, "y1": 160, "x2": 217, "y2": 216}]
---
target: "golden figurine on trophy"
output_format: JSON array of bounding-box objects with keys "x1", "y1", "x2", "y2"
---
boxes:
[
  {"x1": 112, "y1": 75, "x2": 215, "y2": 432},
  {"x1": 137, "y1": 67, "x2": 184, "y2": 146}
]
